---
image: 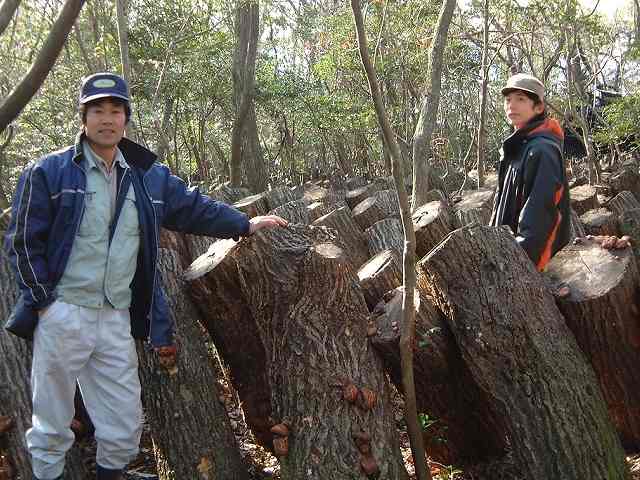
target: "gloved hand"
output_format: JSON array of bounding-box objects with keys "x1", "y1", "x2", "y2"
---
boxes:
[{"x1": 155, "y1": 344, "x2": 178, "y2": 374}]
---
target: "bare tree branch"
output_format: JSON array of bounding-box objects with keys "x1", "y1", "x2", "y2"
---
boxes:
[
  {"x1": 0, "y1": 0, "x2": 20, "y2": 38},
  {"x1": 0, "y1": 0, "x2": 85, "y2": 135}
]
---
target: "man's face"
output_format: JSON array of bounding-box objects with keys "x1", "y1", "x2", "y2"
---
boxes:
[
  {"x1": 503, "y1": 90, "x2": 545, "y2": 130},
  {"x1": 83, "y1": 98, "x2": 126, "y2": 149}
]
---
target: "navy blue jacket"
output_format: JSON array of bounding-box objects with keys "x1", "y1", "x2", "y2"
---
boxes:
[
  {"x1": 4, "y1": 133, "x2": 250, "y2": 346},
  {"x1": 490, "y1": 115, "x2": 571, "y2": 271}
]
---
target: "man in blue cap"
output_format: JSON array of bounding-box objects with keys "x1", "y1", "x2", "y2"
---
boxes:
[{"x1": 4, "y1": 73, "x2": 287, "y2": 480}]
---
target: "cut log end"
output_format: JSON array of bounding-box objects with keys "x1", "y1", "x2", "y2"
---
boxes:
[
  {"x1": 313, "y1": 242, "x2": 344, "y2": 260},
  {"x1": 545, "y1": 239, "x2": 632, "y2": 302}
]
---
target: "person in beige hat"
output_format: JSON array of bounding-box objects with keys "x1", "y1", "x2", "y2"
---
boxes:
[{"x1": 489, "y1": 72, "x2": 572, "y2": 271}]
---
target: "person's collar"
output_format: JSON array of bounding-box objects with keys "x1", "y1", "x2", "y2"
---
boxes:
[{"x1": 82, "y1": 140, "x2": 129, "y2": 171}]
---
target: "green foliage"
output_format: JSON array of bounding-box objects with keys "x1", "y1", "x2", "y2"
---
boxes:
[
  {"x1": 594, "y1": 94, "x2": 640, "y2": 149},
  {"x1": 1, "y1": 0, "x2": 638, "y2": 195}
]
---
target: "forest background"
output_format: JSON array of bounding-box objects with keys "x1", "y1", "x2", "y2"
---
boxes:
[{"x1": 1, "y1": 0, "x2": 639, "y2": 208}]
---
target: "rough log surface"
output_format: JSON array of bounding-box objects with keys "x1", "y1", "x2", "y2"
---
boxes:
[
  {"x1": 263, "y1": 187, "x2": 297, "y2": 211},
  {"x1": 569, "y1": 208, "x2": 586, "y2": 241},
  {"x1": 312, "y1": 206, "x2": 370, "y2": 269},
  {"x1": 365, "y1": 218, "x2": 403, "y2": 258},
  {"x1": 374, "y1": 189, "x2": 400, "y2": 217},
  {"x1": 412, "y1": 200, "x2": 452, "y2": 260},
  {"x1": 211, "y1": 184, "x2": 252, "y2": 204},
  {"x1": 607, "y1": 191, "x2": 640, "y2": 216},
  {"x1": 270, "y1": 199, "x2": 310, "y2": 225},
  {"x1": 545, "y1": 239, "x2": 640, "y2": 449},
  {"x1": 419, "y1": 225, "x2": 628, "y2": 480},
  {"x1": 608, "y1": 168, "x2": 640, "y2": 201},
  {"x1": 0, "y1": 251, "x2": 89, "y2": 479},
  {"x1": 357, "y1": 250, "x2": 402, "y2": 311},
  {"x1": 184, "y1": 239, "x2": 273, "y2": 448},
  {"x1": 138, "y1": 232, "x2": 249, "y2": 480},
  {"x1": 345, "y1": 185, "x2": 379, "y2": 210},
  {"x1": 452, "y1": 189, "x2": 493, "y2": 228},
  {"x1": 344, "y1": 177, "x2": 369, "y2": 191},
  {"x1": 580, "y1": 208, "x2": 620, "y2": 236},
  {"x1": 352, "y1": 190, "x2": 398, "y2": 231},
  {"x1": 619, "y1": 209, "x2": 640, "y2": 260},
  {"x1": 233, "y1": 194, "x2": 268, "y2": 218},
  {"x1": 370, "y1": 287, "x2": 505, "y2": 466},
  {"x1": 306, "y1": 202, "x2": 333, "y2": 223},
  {"x1": 303, "y1": 184, "x2": 343, "y2": 206},
  {"x1": 232, "y1": 226, "x2": 408, "y2": 479},
  {"x1": 570, "y1": 184, "x2": 599, "y2": 215}
]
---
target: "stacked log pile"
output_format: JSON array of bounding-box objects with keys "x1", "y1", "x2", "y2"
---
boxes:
[
  {"x1": 184, "y1": 226, "x2": 409, "y2": 479},
  {"x1": 3, "y1": 172, "x2": 638, "y2": 479}
]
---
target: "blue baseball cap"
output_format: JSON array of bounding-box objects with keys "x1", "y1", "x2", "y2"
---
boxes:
[{"x1": 79, "y1": 73, "x2": 130, "y2": 105}]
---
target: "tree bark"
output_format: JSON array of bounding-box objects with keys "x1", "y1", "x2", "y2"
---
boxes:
[
  {"x1": 476, "y1": 0, "x2": 489, "y2": 188},
  {"x1": 262, "y1": 187, "x2": 297, "y2": 211},
  {"x1": 233, "y1": 193, "x2": 268, "y2": 218},
  {"x1": 0, "y1": 0, "x2": 85, "y2": 134},
  {"x1": 412, "y1": 200, "x2": 452, "y2": 259},
  {"x1": 210, "y1": 184, "x2": 252, "y2": 204},
  {"x1": 607, "y1": 191, "x2": 640, "y2": 216},
  {"x1": 115, "y1": 0, "x2": 134, "y2": 140},
  {"x1": 581, "y1": 208, "x2": 619, "y2": 236},
  {"x1": 357, "y1": 249, "x2": 402, "y2": 311},
  {"x1": 0, "y1": 251, "x2": 89, "y2": 479},
  {"x1": 186, "y1": 226, "x2": 409, "y2": 478},
  {"x1": 569, "y1": 208, "x2": 586, "y2": 241},
  {"x1": 312, "y1": 205, "x2": 370, "y2": 269},
  {"x1": 365, "y1": 217, "x2": 403, "y2": 257},
  {"x1": 451, "y1": 189, "x2": 493, "y2": 228},
  {"x1": 242, "y1": 105, "x2": 268, "y2": 193},
  {"x1": 184, "y1": 238, "x2": 273, "y2": 449},
  {"x1": 270, "y1": 199, "x2": 310, "y2": 225},
  {"x1": 302, "y1": 184, "x2": 344, "y2": 207},
  {"x1": 607, "y1": 160, "x2": 640, "y2": 201},
  {"x1": 419, "y1": 224, "x2": 629, "y2": 480},
  {"x1": 619, "y1": 209, "x2": 640, "y2": 260},
  {"x1": 410, "y1": 0, "x2": 456, "y2": 211},
  {"x1": 346, "y1": 185, "x2": 380, "y2": 211},
  {"x1": 545, "y1": 238, "x2": 640, "y2": 450},
  {"x1": 570, "y1": 184, "x2": 599, "y2": 215},
  {"x1": 370, "y1": 286, "x2": 506, "y2": 466},
  {"x1": 306, "y1": 202, "x2": 333, "y2": 223},
  {"x1": 138, "y1": 231, "x2": 249, "y2": 480},
  {"x1": 352, "y1": 193, "x2": 397, "y2": 231},
  {"x1": 0, "y1": 0, "x2": 20, "y2": 38},
  {"x1": 230, "y1": 0, "x2": 259, "y2": 187}
]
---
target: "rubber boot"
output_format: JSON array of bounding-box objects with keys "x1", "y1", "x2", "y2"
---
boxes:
[{"x1": 96, "y1": 465, "x2": 123, "y2": 480}]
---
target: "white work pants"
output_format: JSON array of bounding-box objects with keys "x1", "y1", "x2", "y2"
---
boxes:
[{"x1": 27, "y1": 300, "x2": 142, "y2": 479}]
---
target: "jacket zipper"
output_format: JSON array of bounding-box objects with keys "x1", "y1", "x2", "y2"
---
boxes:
[
  {"x1": 71, "y1": 161, "x2": 87, "y2": 247},
  {"x1": 142, "y1": 172, "x2": 159, "y2": 343}
]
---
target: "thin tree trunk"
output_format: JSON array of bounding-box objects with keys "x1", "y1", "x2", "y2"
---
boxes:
[
  {"x1": 410, "y1": 0, "x2": 456, "y2": 211},
  {"x1": 351, "y1": 1, "x2": 431, "y2": 479},
  {"x1": 0, "y1": 0, "x2": 20, "y2": 37},
  {"x1": 230, "y1": 0, "x2": 259, "y2": 187},
  {"x1": 115, "y1": 0, "x2": 134, "y2": 140},
  {"x1": 243, "y1": 105, "x2": 268, "y2": 193},
  {"x1": 477, "y1": 0, "x2": 489, "y2": 188},
  {"x1": 0, "y1": 0, "x2": 86, "y2": 134},
  {"x1": 73, "y1": 20, "x2": 96, "y2": 73}
]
